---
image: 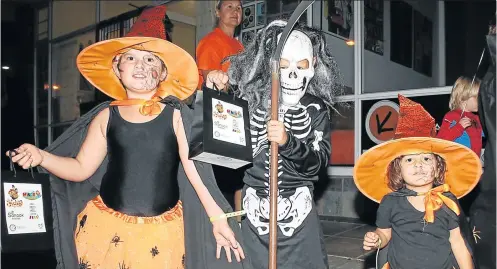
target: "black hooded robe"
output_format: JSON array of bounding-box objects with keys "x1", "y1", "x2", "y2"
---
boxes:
[
  {"x1": 470, "y1": 33, "x2": 496, "y2": 269},
  {"x1": 40, "y1": 101, "x2": 253, "y2": 269}
]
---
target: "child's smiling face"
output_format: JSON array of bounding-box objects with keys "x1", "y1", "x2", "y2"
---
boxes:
[
  {"x1": 112, "y1": 49, "x2": 167, "y2": 95},
  {"x1": 400, "y1": 153, "x2": 437, "y2": 187}
]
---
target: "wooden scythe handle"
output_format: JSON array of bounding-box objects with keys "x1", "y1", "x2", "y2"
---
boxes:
[{"x1": 268, "y1": 1, "x2": 315, "y2": 268}]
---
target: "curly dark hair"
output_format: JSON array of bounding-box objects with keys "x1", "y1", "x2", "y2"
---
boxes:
[
  {"x1": 225, "y1": 20, "x2": 344, "y2": 118},
  {"x1": 387, "y1": 154, "x2": 447, "y2": 191}
]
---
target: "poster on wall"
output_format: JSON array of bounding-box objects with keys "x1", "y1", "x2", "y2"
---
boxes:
[
  {"x1": 361, "y1": 95, "x2": 487, "y2": 161},
  {"x1": 364, "y1": 0, "x2": 384, "y2": 55},
  {"x1": 256, "y1": 2, "x2": 265, "y2": 26},
  {"x1": 325, "y1": 0, "x2": 353, "y2": 40},
  {"x1": 242, "y1": 5, "x2": 256, "y2": 29},
  {"x1": 413, "y1": 10, "x2": 433, "y2": 77},
  {"x1": 390, "y1": 0, "x2": 413, "y2": 68}
]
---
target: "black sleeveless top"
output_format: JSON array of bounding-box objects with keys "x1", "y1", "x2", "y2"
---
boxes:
[{"x1": 100, "y1": 106, "x2": 180, "y2": 217}]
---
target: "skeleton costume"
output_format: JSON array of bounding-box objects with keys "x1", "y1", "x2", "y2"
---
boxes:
[{"x1": 223, "y1": 20, "x2": 343, "y2": 268}]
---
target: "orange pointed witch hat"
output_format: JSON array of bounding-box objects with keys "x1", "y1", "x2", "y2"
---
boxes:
[
  {"x1": 353, "y1": 95, "x2": 482, "y2": 203},
  {"x1": 76, "y1": 5, "x2": 198, "y2": 103}
]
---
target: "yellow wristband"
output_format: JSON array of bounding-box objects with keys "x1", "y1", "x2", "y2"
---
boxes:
[{"x1": 210, "y1": 210, "x2": 246, "y2": 222}]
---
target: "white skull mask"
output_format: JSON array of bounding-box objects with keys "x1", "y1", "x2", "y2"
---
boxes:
[{"x1": 278, "y1": 30, "x2": 314, "y2": 107}]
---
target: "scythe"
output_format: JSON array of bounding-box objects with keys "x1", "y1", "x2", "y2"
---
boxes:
[{"x1": 268, "y1": 1, "x2": 315, "y2": 268}]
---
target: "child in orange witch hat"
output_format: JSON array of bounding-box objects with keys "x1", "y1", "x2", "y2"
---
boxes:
[
  {"x1": 355, "y1": 95, "x2": 481, "y2": 269},
  {"x1": 7, "y1": 6, "x2": 248, "y2": 269}
]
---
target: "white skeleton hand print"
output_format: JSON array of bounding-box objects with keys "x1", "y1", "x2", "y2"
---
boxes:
[{"x1": 312, "y1": 130, "x2": 323, "y2": 151}]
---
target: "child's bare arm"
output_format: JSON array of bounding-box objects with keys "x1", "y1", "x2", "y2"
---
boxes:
[
  {"x1": 449, "y1": 227, "x2": 473, "y2": 269},
  {"x1": 173, "y1": 110, "x2": 225, "y2": 218},
  {"x1": 364, "y1": 228, "x2": 391, "y2": 250},
  {"x1": 173, "y1": 109, "x2": 245, "y2": 262},
  {"x1": 376, "y1": 228, "x2": 392, "y2": 248},
  {"x1": 10, "y1": 109, "x2": 109, "y2": 182},
  {"x1": 40, "y1": 108, "x2": 108, "y2": 181}
]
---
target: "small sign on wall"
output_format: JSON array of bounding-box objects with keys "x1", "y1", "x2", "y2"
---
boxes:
[
  {"x1": 361, "y1": 94, "x2": 451, "y2": 151},
  {"x1": 361, "y1": 94, "x2": 486, "y2": 167},
  {"x1": 364, "y1": 100, "x2": 399, "y2": 145}
]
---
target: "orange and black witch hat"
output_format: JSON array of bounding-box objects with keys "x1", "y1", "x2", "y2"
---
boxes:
[
  {"x1": 353, "y1": 95, "x2": 482, "y2": 203},
  {"x1": 76, "y1": 6, "x2": 198, "y2": 106}
]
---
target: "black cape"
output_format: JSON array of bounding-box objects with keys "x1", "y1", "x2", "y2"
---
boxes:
[
  {"x1": 377, "y1": 189, "x2": 476, "y2": 268},
  {"x1": 40, "y1": 101, "x2": 253, "y2": 269},
  {"x1": 470, "y1": 33, "x2": 496, "y2": 269}
]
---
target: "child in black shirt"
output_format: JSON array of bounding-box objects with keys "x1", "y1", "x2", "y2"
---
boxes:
[{"x1": 355, "y1": 95, "x2": 480, "y2": 269}]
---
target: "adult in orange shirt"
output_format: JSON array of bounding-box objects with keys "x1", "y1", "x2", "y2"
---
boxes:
[
  {"x1": 197, "y1": 0, "x2": 243, "y2": 89},
  {"x1": 196, "y1": 0, "x2": 245, "y2": 221}
]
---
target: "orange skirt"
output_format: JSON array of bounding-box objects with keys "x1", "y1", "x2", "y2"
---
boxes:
[{"x1": 75, "y1": 195, "x2": 185, "y2": 269}]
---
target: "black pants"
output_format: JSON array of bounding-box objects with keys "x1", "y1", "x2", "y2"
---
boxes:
[
  {"x1": 212, "y1": 165, "x2": 246, "y2": 209},
  {"x1": 470, "y1": 193, "x2": 496, "y2": 269}
]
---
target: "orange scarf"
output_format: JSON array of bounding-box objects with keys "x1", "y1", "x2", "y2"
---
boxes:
[
  {"x1": 110, "y1": 93, "x2": 164, "y2": 116},
  {"x1": 418, "y1": 184, "x2": 460, "y2": 223}
]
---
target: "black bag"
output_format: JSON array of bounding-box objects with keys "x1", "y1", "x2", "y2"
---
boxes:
[
  {"x1": 1, "y1": 152, "x2": 54, "y2": 253},
  {"x1": 188, "y1": 87, "x2": 253, "y2": 169}
]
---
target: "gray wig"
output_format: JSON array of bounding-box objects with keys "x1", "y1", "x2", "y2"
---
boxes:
[{"x1": 226, "y1": 20, "x2": 345, "y2": 118}]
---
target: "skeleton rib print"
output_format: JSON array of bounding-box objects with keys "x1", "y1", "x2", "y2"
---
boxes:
[
  {"x1": 250, "y1": 104, "x2": 318, "y2": 158},
  {"x1": 250, "y1": 109, "x2": 269, "y2": 158}
]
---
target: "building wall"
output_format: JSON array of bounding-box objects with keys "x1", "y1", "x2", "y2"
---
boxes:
[
  {"x1": 99, "y1": 1, "x2": 153, "y2": 21},
  {"x1": 316, "y1": 176, "x2": 377, "y2": 220},
  {"x1": 170, "y1": 20, "x2": 196, "y2": 57},
  {"x1": 364, "y1": 0, "x2": 440, "y2": 92},
  {"x1": 52, "y1": 1, "x2": 97, "y2": 39},
  {"x1": 194, "y1": 0, "x2": 217, "y2": 47},
  {"x1": 312, "y1": 0, "x2": 442, "y2": 94},
  {"x1": 51, "y1": 30, "x2": 95, "y2": 123}
]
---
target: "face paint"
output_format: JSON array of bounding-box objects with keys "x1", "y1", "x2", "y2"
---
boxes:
[
  {"x1": 277, "y1": 30, "x2": 314, "y2": 107},
  {"x1": 116, "y1": 49, "x2": 166, "y2": 93},
  {"x1": 400, "y1": 154, "x2": 437, "y2": 187}
]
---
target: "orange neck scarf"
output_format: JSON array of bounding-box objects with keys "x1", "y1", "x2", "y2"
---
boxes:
[
  {"x1": 417, "y1": 184, "x2": 460, "y2": 223},
  {"x1": 109, "y1": 93, "x2": 164, "y2": 116}
]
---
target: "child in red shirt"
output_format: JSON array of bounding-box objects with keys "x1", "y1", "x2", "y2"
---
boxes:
[{"x1": 437, "y1": 76, "x2": 483, "y2": 157}]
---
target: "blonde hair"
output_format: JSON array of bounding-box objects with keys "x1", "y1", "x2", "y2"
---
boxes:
[
  {"x1": 449, "y1": 76, "x2": 480, "y2": 110},
  {"x1": 214, "y1": 0, "x2": 242, "y2": 28}
]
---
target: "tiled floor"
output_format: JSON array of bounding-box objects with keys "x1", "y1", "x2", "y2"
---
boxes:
[{"x1": 321, "y1": 220, "x2": 378, "y2": 269}]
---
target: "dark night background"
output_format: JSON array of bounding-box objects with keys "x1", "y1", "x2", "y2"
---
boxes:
[
  {"x1": 2, "y1": 2, "x2": 56, "y2": 268},
  {"x1": 2, "y1": 2, "x2": 36, "y2": 170},
  {"x1": 0, "y1": 1, "x2": 495, "y2": 268}
]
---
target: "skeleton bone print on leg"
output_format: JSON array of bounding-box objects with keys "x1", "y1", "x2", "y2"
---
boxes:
[{"x1": 244, "y1": 30, "x2": 316, "y2": 237}]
